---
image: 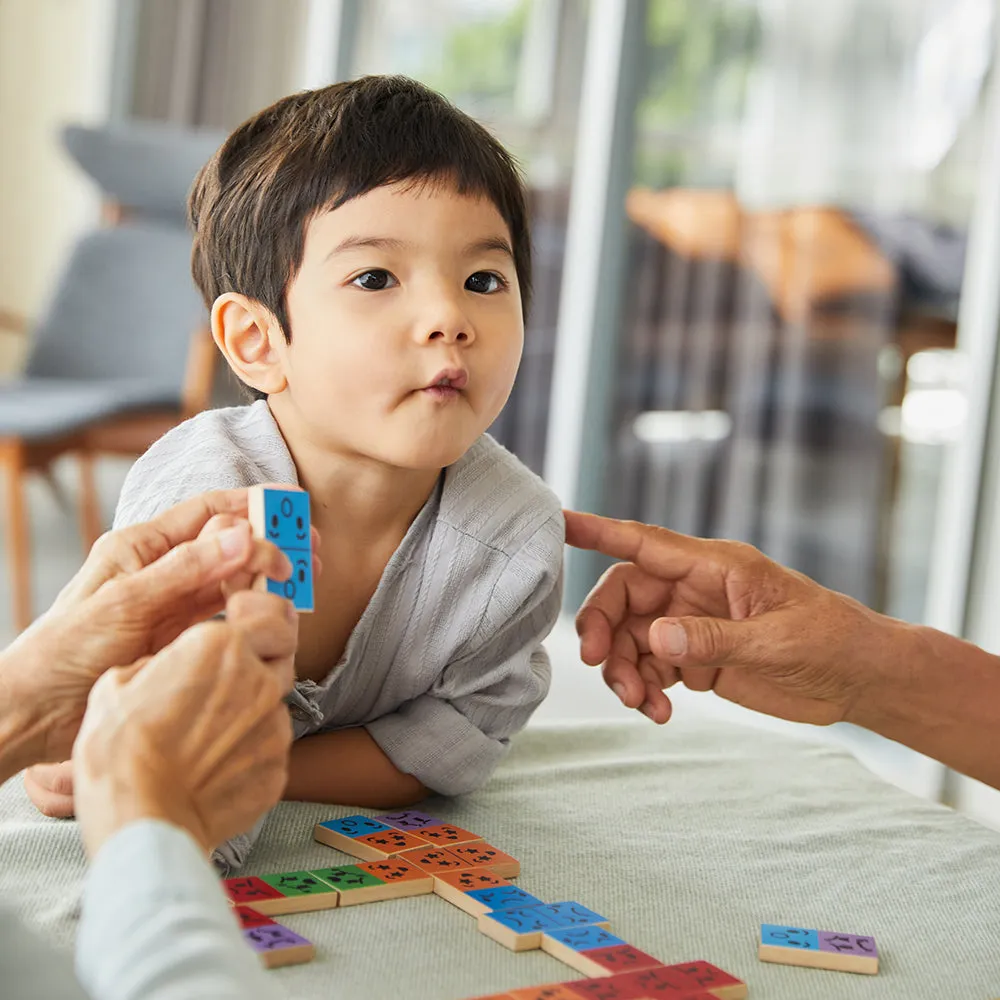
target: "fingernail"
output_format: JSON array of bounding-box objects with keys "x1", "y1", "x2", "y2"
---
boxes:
[
  {"x1": 218, "y1": 525, "x2": 249, "y2": 558},
  {"x1": 656, "y1": 621, "x2": 688, "y2": 657},
  {"x1": 612, "y1": 682, "x2": 627, "y2": 704},
  {"x1": 639, "y1": 702, "x2": 657, "y2": 721},
  {"x1": 286, "y1": 601, "x2": 298, "y2": 623}
]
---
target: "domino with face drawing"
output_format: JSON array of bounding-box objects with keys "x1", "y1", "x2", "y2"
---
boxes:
[{"x1": 248, "y1": 485, "x2": 314, "y2": 611}]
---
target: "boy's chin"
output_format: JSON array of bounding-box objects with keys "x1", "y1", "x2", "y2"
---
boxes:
[{"x1": 386, "y1": 436, "x2": 479, "y2": 471}]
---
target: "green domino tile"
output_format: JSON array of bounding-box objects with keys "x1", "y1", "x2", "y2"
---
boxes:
[
  {"x1": 308, "y1": 865, "x2": 385, "y2": 890},
  {"x1": 259, "y1": 870, "x2": 340, "y2": 897}
]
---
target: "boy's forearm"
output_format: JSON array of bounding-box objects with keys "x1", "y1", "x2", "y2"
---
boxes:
[
  {"x1": 848, "y1": 620, "x2": 1000, "y2": 790},
  {"x1": 283, "y1": 727, "x2": 428, "y2": 807}
]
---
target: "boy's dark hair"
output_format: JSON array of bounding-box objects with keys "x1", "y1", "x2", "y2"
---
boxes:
[{"x1": 188, "y1": 75, "x2": 532, "y2": 398}]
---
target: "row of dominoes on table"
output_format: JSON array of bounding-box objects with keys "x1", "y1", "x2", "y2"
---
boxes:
[{"x1": 222, "y1": 810, "x2": 878, "y2": 990}]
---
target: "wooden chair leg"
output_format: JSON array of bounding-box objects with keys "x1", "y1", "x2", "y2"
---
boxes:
[
  {"x1": 1, "y1": 440, "x2": 32, "y2": 633},
  {"x1": 78, "y1": 451, "x2": 104, "y2": 552}
]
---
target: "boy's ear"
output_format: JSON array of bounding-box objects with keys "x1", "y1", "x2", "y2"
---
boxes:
[{"x1": 211, "y1": 293, "x2": 288, "y2": 395}]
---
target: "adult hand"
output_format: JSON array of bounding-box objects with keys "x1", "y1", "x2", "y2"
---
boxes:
[
  {"x1": 72, "y1": 589, "x2": 297, "y2": 858},
  {"x1": 564, "y1": 510, "x2": 900, "y2": 728},
  {"x1": 2, "y1": 490, "x2": 310, "y2": 774}
]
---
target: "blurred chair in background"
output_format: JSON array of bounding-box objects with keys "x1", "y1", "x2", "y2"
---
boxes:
[{"x1": 0, "y1": 120, "x2": 224, "y2": 632}]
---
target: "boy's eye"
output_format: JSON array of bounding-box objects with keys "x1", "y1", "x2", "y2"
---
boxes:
[
  {"x1": 466, "y1": 271, "x2": 505, "y2": 294},
  {"x1": 351, "y1": 269, "x2": 397, "y2": 291}
]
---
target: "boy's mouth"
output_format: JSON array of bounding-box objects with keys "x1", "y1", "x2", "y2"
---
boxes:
[{"x1": 422, "y1": 368, "x2": 469, "y2": 399}]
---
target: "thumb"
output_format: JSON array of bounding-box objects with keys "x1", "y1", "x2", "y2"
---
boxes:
[{"x1": 649, "y1": 615, "x2": 767, "y2": 669}]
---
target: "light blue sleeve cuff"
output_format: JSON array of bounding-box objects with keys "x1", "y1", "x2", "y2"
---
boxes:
[{"x1": 76, "y1": 819, "x2": 282, "y2": 1000}]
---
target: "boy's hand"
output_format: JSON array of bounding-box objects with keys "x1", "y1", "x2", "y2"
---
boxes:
[{"x1": 24, "y1": 760, "x2": 75, "y2": 818}]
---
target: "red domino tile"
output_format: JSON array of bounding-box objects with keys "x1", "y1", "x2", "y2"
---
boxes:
[
  {"x1": 606, "y1": 968, "x2": 699, "y2": 996},
  {"x1": 562, "y1": 976, "x2": 644, "y2": 1000},
  {"x1": 662, "y1": 961, "x2": 744, "y2": 994},
  {"x1": 223, "y1": 876, "x2": 285, "y2": 905},
  {"x1": 582, "y1": 944, "x2": 666, "y2": 975},
  {"x1": 232, "y1": 905, "x2": 276, "y2": 929}
]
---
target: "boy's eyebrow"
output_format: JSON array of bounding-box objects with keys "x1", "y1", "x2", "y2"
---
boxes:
[
  {"x1": 325, "y1": 234, "x2": 514, "y2": 260},
  {"x1": 464, "y1": 236, "x2": 515, "y2": 260},
  {"x1": 326, "y1": 236, "x2": 408, "y2": 259}
]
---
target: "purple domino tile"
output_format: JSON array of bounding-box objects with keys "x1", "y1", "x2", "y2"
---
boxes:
[
  {"x1": 372, "y1": 810, "x2": 440, "y2": 831},
  {"x1": 818, "y1": 931, "x2": 878, "y2": 957},
  {"x1": 244, "y1": 925, "x2": 312, "y2": 953}
]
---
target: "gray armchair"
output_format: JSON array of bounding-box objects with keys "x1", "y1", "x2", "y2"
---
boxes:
[{"x1": 0, "y1": 120, "x2": 224, "y2": 631}]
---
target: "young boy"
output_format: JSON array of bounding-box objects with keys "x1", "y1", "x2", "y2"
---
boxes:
[{"x1": 25, "y1": 76, "x2": 564, "y2": 869}]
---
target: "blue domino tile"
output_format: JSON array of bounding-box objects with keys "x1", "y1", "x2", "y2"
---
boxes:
[
  {"x1": 260, "y1": 489, "x2": 311, "y2": 550},
  {"x1": 467, "y1": 886, "x2": 544, "y2": 911},
  {"x1": 761, "y1": 924, "x2": 820, "y2": 951},
  {"x1": 533, "y1": 902, "x2": 609, "y2": 928},
  {"x1": 267, "y1": 548, "x2": 313, "y2": 612},
  {"x1": 543, "y1": 926, "x2": 626, "y2": 952},
  {"x1": 484, "y1": 906, "x2": 566, "y2": 933},
  {"x1": 317, "y1": 815, "x2": 393, "y2": 838}
]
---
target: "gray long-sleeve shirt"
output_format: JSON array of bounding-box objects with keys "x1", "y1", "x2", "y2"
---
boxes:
[
  {"x1": 3, "y1": 819, "x2": 280, "y2": 1000},
  {"x1": 114, "y1": 402, "x2": 564, "y2": 867}
]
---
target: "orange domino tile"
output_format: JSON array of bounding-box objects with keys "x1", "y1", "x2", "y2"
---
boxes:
[
  {"x1": 351, "y1": 828, "x2": 434, "y2": 858},
  {"x1": 355, "y1": 857, "x2": 435, "y2": 898},
  {"x1": 508, "y1": 986, "x2": 592, "y2": 1000},
  {"x1": 448, "y1": 841, "x2": 520, "y2": 878},
  {"x1": 434, "y1": 869, "x2": 511, "y2": 893},
  {"x1": 399, "y1": 845, "x2": 479, "y2": 874},
  {"x1": 416, "y1": 823, "x2": 485, "y2": 847}
]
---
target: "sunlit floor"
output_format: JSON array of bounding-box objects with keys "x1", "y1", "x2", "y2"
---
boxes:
[{"x1": 1, "y1": 454, "x2": 997, "y2": 832}]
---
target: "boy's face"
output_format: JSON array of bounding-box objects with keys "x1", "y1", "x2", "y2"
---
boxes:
[{"x1": 273, "y1": 181, "x2": 524, "y2": 470}]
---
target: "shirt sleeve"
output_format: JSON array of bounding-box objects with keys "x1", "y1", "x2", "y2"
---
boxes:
[
  {"x1": 75, "y1": 819, "x2": 284, "y2": 1000},
  {"x1": 365, "y1": 511, "x2": 564, "y2": 795},
  {"x1": 1, "y1": 907, "x2": 90, "y2": 1000}
]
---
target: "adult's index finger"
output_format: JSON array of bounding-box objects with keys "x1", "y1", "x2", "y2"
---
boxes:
[{"x1": 563, "y1": 510, "x2": 699, "y2": 581}]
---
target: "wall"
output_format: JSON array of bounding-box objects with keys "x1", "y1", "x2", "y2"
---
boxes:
[{"x1": 0, "y1": 0, "x2": 115, "y2": 374}]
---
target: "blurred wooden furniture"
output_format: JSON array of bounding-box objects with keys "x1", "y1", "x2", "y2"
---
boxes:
[{"x1": 626, "y1": 187, "x2": 898, "y2": 326}]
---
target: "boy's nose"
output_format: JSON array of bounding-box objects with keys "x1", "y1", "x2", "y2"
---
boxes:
[{"x1": 426, "y1": 326, "x2": 472, "y2": 344}]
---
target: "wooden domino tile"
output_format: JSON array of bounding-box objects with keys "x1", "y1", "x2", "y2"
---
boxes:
[
  {"x1": 314, "y1": 814, "x2": 409, "y2": 859},
  {"x1": 232, "y1": 904, "x2": 276, "y2": 930},
  {"x1": 243, "y1": 923, "x2": 316, "y2": 969},
  {"x1": 448, "y1": 841, "x2": 521, "y2": 878},
  {"x1": 351, "y1": 828, "x2": 434, "y2": 859},
  {"x1": 759, "y1": 923, "x2": 878, "y2": 975},
  {"x1": 615, "y1": 963, "x2": 747, "y2": 1000},
  {"x1": 307, "y1": 864, "x2": 398, "y2": 906},
  {"x1": 398, "y1": 845, "x2": 480, "y2": 874},
  {"x1": 508, "y1": 986, "x2": 588, "y2": 1000},
  {"x1": 371, "y1": 810, "x2": 442, "y2": 831},
  {"x1": 432, "y1": 868, "x2": 543, "y2": 918},
  {"x1": 539, "y1": 927, "x2": 637, "y2": 977},
  {"x1": 565, "y1": 943, "x2": 665, "y2": 978},
  {"x1": 479, "y1": 902, "x2": 610, "y2": 953},
  {"x1": 223, "y1": 870, "x2": 340, "y2": 916},
  {"x1": 223, "y1": 876, "x2": 286, "y2": 910},
  {"x1": 231, "y1": 901, "x2": 315, "y2": 969},
  {"x1": 564, "y1": 975, "x2": 716, "y2": 1000},
  {"x1": 353, "y1": 858, "x2": 435, "y2": 899},
  {"x1": 417, "y1": 822, "x2": 485, "y2": 847},
  {"x1": 247, "y1": 485, "x2": 314, "y2": 612}
]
